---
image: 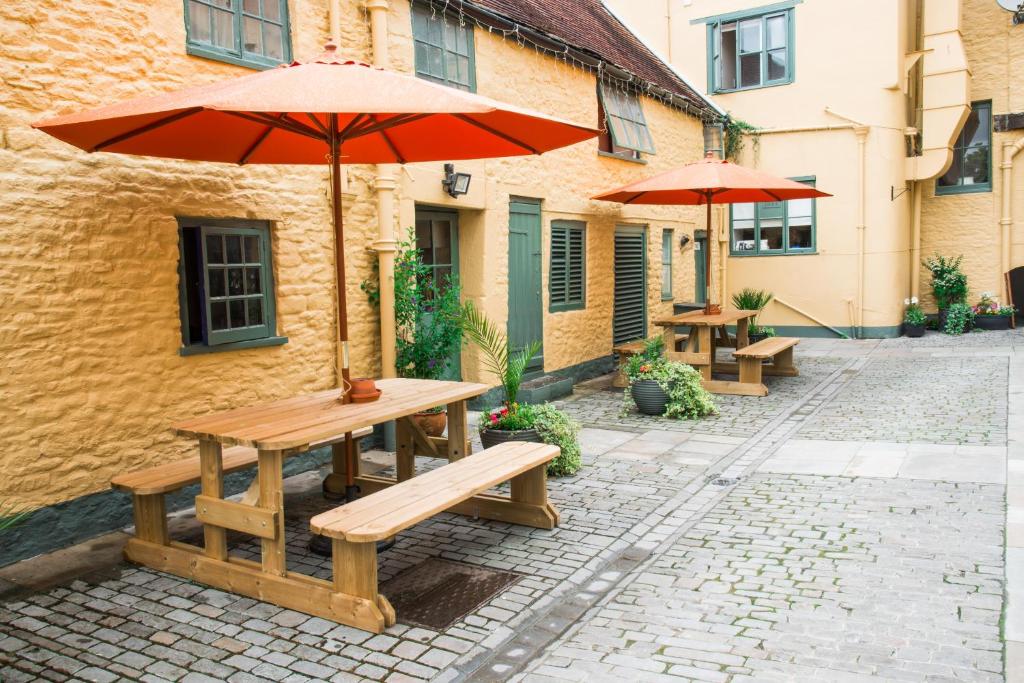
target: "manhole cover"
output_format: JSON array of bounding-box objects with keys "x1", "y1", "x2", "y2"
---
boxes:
[
  {"x1": 379, "y1": 558, "x2": 522, "y2": 631},
  {"x1": 710, "y1": 476, "x2": 741, "y2": 487}
]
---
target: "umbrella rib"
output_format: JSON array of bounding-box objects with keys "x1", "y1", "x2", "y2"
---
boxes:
[
  {"x1": 762, "y1": 189, "x2": 784, "y2": 202},
  {"x1": 338, "y1": 113, "x2": 369, "y2": 139},
  {"x1": 303, "y1": 113, "x2": 329, "y2": 136},
  {"x1": 222, "y1": 111, "x2": 326, "y2": 142},
  {"x1": 345, "y1": 113, "x2": 432, "y2": 140},
  {"x1": 453, "y1": 114, "x2": 540, "y2": 154},
  {"x1": 376, "y1": 126, "x2": 407, "y2": 164},
  {"x1": 91, "y1": 107, "x2": 204, "y2": 152},
  {"x1": 250, "y1": 111, "x2": 327, "y2": 141},
  {"x1": 238, "y1": 118, "x2": 280, "y2": 165}
]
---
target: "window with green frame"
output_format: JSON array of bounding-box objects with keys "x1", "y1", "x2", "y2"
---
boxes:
[
  {"x1": 706, "y1": 5, "x2": 794, "y2": 92},
  {"x1": 177, "y1": 218, "x2": 284, "y2": 355},
  {"x1": 937, "y1": 101, "x2": 992, "y2": 195},
  {"x1": 661, "y1": 229, "x2": 674, "y2": 300},
  {"x1": 730, "y1": 177, "x2": 816, "y2": 255},
  {"x1": 412, "y1": 3, "x2": 476, "y2": 91},
  {"x1": 549, "y1": 221, "x2": 586, "y2": 312},
  {"x1": 598, "y1": 84, "x2": 656, "y2": 155},
  {"x1": 185, "y1": 0, "x2": 291, "y2": 70}
]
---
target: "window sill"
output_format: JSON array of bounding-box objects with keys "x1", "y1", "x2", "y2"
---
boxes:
[
  {"x1": 180, "y1": 336, "x2": 288, "y2": 356},
  {"x1": 934, "y1": 183, "x2": 992, "y2": 196},
  {"x1": 549, "y1": 304, "x2": 586, "y2": 313},
  {"x1": 729, "y1": 250, "x2": 817, "y2": 257},
  {"x1": 186, "y1": 44, "x2": 285, "y2": 71},
  {"x1": 598, "y1": 150, "x2": 647, "y2": 164},
  {"x1": 711, "y1": 78, "x2": 793, "y2": 95},
  {"x1": 661, "y1": 295, "x2": 675, "y2": 302}
]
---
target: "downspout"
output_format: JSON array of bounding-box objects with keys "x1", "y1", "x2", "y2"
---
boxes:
[
  {"x1": 330, "y1": 0, "x2": 341, "y2": 44},
  {"x1": 1002, "y1": 137, "x2": 1024, "y2": 299},
  {"x1": 366, "y1": 0, "x2": 398, "y2": 378},
  {"x1": 855, "y1": 126, "x2": 869, "y2": 338},
  {"x1": 910, "y1": 180, "x2": 922, "y2": 299}
]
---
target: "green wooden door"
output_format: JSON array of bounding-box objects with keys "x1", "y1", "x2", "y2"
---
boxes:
[
  {"x1": 415, "y1": 208, "x2": 461, "y2": 380},
  {"x1": 508, "y1": 199, "x2": 544, "y2": 376},
  {"x1": 613, "y1": 226, "x2": 647, "y2": 345},
  {"x1": 694, "y1": 231, "x2": 707, "y2": 304}
]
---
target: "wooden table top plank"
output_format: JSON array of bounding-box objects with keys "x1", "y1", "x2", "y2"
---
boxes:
[
  {"x1": 652, "y1": 308, "x2": 759, "y2": 327},
  {"x1": 310, "y1": 442, "x2": 558, "y2": 542},
  {"x1": 173, "y1": 379, "x2": 488, "y2": 451}
]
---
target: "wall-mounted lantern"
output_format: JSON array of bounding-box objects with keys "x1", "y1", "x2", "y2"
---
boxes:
[
  {"x1": 442, "y1": 163, "x2": 472, "y2": 198},
  {"x1": 679, "y1": 234, "x2": 691, "y2": 251}
]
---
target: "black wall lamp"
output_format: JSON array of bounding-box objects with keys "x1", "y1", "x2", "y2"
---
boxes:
[
  {"x1": 679, "y1": 234, "x2": 691, "y2": 251},
  {"x1": 442, "y1": 163, "x2": 472, "y2": 198}
]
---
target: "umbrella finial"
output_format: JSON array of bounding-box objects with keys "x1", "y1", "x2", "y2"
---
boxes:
[{"x1": 324, "y1": 41, "x2": 338, "y2": 52}]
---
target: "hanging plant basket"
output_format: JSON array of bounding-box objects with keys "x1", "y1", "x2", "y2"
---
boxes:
[{"x1": 630, "y1": 379, "x2": 668, "y2": 416}]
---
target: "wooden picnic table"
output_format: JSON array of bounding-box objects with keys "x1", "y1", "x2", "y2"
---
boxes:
[
  {"x1": 652, "y1": 308, "x2": 798, "y2": 396},
  {"x1": 123, "y1": 378, "x2": 488, "y2": 631}
]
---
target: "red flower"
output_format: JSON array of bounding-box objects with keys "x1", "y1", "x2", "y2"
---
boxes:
[{"x1": 500, "y1": 406, "x2": 509, "y2": 415}]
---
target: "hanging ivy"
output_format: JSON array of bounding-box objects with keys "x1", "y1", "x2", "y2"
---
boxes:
[{"x1": 724, "y1": 117, "x2": 760, "y2": 161}]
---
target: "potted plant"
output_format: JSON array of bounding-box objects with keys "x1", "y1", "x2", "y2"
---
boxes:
[
  {"x1": 923, "y1": 254, "x2": 968, "y2": 327},
  {"x1": 731, "y1": 288, "x2": 774, "y2": 343},
  {"x1": 972, "y1": 292, "x2": 1014, "y2": 331},
  {"x1": 462, "y1": 303, "x2": 583, "y2": 477},
  {"x1": 943, "y1": 302, "x2": 975, "y2": 335},
  {"x1": 903, "y1": 297, "x2": 926, "y2": 337},
  {"x1": 621, "y1": 339, "x2": 717, "y2": 419},
  {"x1": 365, "y1": 229, "x2": 465, "y2": 435}
]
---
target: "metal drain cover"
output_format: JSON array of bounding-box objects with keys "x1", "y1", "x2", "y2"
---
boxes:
[
  {"x1": 379, "y1": 558, "x2": 522, "y2": 631},
  {"x1": 710, "y1": 476, "x2": 741, "y2": 486}
]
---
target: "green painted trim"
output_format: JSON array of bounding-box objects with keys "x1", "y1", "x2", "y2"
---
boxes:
[
  {"x1": 661, "y1": 229, "x2": 674, "y2": 300},
  {"x1": 692, "y1": 0, "x2": 802, "y2": 25},
  {"x1": 414, "y1": 206, "x2": 462, "y2": 379},
  {"x1": 183, "y1": 0, "x2": 292, "y2": 71},
  {"x1": 179, "y1": 335, "x2": 288, "y2": 356},
  {"x1": 411, "y1": 2, "x2": 477, "y2": 92},
  {"x1": 613, "y1": 225, "x2": 648, "y2": 345},
  {"x1": 549, "y1": 220, "x2": 586, "y2": 313},
  {"x1": 597, "y1": 150, "x2": 648, "y2": 164},
  {"x1": 729, "y1": 176, "x2": 816, "y2": 256},
  {"x1": 597, "y1": 84, "x2": 656, "y2": 155},
  {"x1": 0, "y1": 446, "x2": 333, "y2": 569},
  {"x1": 707, "y1": 324, "x2": 900, "y2": 339},
  {"x1": 706, "y1": 6, "x2": 796, "y2": 93},
  {"x1": 935, "y1": 102, "x2": 993, "y2": 195}
]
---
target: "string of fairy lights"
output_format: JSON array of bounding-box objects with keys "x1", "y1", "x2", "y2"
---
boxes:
[{"x1": 357, "y1": 0, "x2": 723, "y2": 125}]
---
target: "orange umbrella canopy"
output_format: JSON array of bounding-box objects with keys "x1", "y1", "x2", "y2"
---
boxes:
[
  {"x1": 33, "y1": 44, "x2": 597, "y2": 164},
  {"x1": 592, "y1": 152, "x2": 832, "y2": 205},
  {"x1": 593, "y1": 153, "x2": 830, "y2": 314}
]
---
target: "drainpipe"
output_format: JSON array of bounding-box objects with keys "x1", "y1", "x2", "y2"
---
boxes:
[
  {"x1": 910, "y1": 180, "x2": 922, "y2": 299},
  {"x1": 1002, "y1": 137, "x2": 1024, "y2": 299},
  {"x1": 366, "y1": 0, "x2": 398, "y2": 378},
  {"x1": 855, "y1": 126, "x2": 869, "y2": 338}
]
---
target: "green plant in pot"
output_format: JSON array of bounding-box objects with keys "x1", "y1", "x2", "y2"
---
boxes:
[
  {"x1": 903, "y1": 296, "x2": 926, "y2": 337},
  {"x1": 923, "y1": 254, "x2": 968, "y2": 327},
  {"x1": 972, "y1": 292, "x2": 1015, "y2": 331},
  {"x1": 364, "y1": 229, "x2": 465, "y2": 436},
  {"x1": 731, "y1": 287, "x2": 775, "y2": 342},
  {"x1": 943, "y1": 302, "x2": 975, "y2": 335},
  {"x1": 462, "y1": 303, "x2": 582, "y2": 476},
  {"x1": 621, "y1": 338, "x2": 717, "y2": 419}
]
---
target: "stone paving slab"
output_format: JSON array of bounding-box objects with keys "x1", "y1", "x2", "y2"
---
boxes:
[{"x1": 519, "y1": 474, "x2": 1005, "y2": 683}]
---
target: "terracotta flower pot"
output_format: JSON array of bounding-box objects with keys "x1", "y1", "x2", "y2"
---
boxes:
[
  {"x1": 350, "y1": 378, "x2": 377, "y2": 395},
  {"x1": 412, "y1": 410, "x2": 447, "y2": 437},
  {"x1": 479, "y1": 427, "x2": 541, "y2": 449}
]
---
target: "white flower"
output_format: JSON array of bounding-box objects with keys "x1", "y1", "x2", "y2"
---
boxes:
[
  {"x1": 911, "y1": 296, "x2": 919, "y2": 305},
  {"x1": 904, "y1": 298, "x2": 911, "y2": 305}
]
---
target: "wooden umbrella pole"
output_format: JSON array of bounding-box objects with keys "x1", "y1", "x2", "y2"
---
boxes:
[
  {"x1": 329, "y1": 114, "x2": 358, "y2": 498},
  {"x1": 703, "y1": 190, "x2": 719, "y2": 315}
]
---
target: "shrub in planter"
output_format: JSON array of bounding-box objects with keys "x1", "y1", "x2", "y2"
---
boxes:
[
  {"x1": 622, "y1": 347, "x2": 717, "y2": 420},
  {"x1": 748, "y1": 325, "x2": 776, "y2": 344},
  {"x1": 943, "y1": 302, "x2": 975, "y2": 335},
  {"x1": 972, "y1": 293, "x2": 1014, "y2": 331},
  {"x1": 903, "y1": 297, "x2": 926, "y2": 337},
  {"x1": 464, "y1": 303, "x2": 582, "y2": 476},
  {"x1": 923, "y1": 254, "x2": 968, "y2": 311}
]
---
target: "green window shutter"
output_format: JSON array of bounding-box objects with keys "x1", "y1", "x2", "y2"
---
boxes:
[
  {"x1": 199, "y1": 225, "x2": 274, "y2": 346},
  {"x1": 549, "y1": 220, "x2": 585, "y2": 312},
  {"x1": 412, "y1": 3, "x2": 476, "y2": 91},
  {"x1": 598, "y1": 84, "x2": 656, "y2": 154},
  {"x1": 184, "y1": 0, "x2": 291, "y2": 70},
  {"x1": 661, "y1": 229, "x2": 674, "y2": 300},
  {"x1": 613, "y1": 227, "x2": 647, "y2": 345},
  {"x1": 936, "y1": 100, "x2": 992, "y2": 195}
]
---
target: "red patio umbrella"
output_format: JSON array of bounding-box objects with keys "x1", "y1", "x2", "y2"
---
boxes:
[
  {"x1": 593, "y1": 152, "x2": 830, "y2": 314},
  {"x1": 33, "y1": 43, "x2": 597, "y2": 504}
]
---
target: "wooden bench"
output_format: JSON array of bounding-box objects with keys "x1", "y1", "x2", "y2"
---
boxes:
[
  {"x1": 309, "y1": 440, "x2": 560, "y2": 631},
  {"x1": 732, "y1": 336, "x2": 800, "y2": 393},
  {"x1": 612, "y1": 333, "x2": 688, "y2": 387},
  {"x1": 112, "y1": 427, "x2": 372, "y2": 544}
]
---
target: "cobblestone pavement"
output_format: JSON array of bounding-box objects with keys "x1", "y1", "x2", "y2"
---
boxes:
[{"x1": 1, "y1": 330, "x2": 1019, "y2": 682}]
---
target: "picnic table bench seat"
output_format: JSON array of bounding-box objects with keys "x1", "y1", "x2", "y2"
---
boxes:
[
  {"x1": 309, "y1": 440, "x2": 560, "y2": 631},
  {"x1": 732, "y1": 336, "x2": 800, "y2": 392}
]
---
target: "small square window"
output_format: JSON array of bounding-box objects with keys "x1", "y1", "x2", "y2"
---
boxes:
[
  {"x1": 412, "y1": 4, "x2": 476, "y2": 91},
  {"x1": 598, "y1": 84, "x2": 656, "y2": 156},
  {"x1": 730, "y1": 178, "x2": 816, "y2": 256},
  {"x1": 185, "y1": 0, "x2": 291, "y2": 70},
  {"x1": 710, "y1": 10, "x2": 793, "y2": 93}
]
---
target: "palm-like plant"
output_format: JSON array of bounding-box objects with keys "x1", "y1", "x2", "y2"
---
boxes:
[
  {"x1": 461, "y1": 302, "x2": 541, "y2": 406},
  {"x1": 731, "y1": 288, "x2": 774, "y2": 328}
]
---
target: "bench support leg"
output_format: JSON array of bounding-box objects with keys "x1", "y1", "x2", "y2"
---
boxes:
[
  {"x1": 259, "y1": 449, "x2": 287, "y2": 576},
  {"x1": 332, "y1": 538, "x2": 395, "y2": 630},
  {"x1": 511, "y1": 465, "x2": 560, "y2": 527},
  {"x1": 738, "y1": 356, "x2": 764, "y2": 386},
  {"x1": 772, "y1": 346, "x2": 797, "y2": 374},
  {"x1": 697, "y1": 328, "x2": 713, "y2": 381},
  {"x1": 446, "y1": 400, "x2": 469, "y2": 461},
  {"x1": 199, "y1": 439, "x2": 227, "y2": 561},
  {"x1": 395, "y1": 418, "x2": 415, "y2": 482},
  {"x1": 132, "y1": 494, "x2": 168, "y2": 546},
  {"x1": 323, "y1": 442, "x2": 350, "y2": 498}
]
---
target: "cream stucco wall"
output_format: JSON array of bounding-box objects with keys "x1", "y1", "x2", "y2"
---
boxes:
[{"x1": 2, "y1": 0, "x2": 711, "y2": 509}]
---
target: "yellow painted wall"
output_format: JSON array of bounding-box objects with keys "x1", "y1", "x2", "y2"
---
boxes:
[
  {"x1": 2, "y1": 0, "x2": 710, "y2": 508},
  {"x1": 920, "y1": 0, "x2": 1024, "y2": 308}
]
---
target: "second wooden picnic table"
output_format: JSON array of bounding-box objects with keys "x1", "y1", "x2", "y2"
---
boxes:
[{"x1": 652, "y1": 308, "x2": 797, "y2": 396}]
